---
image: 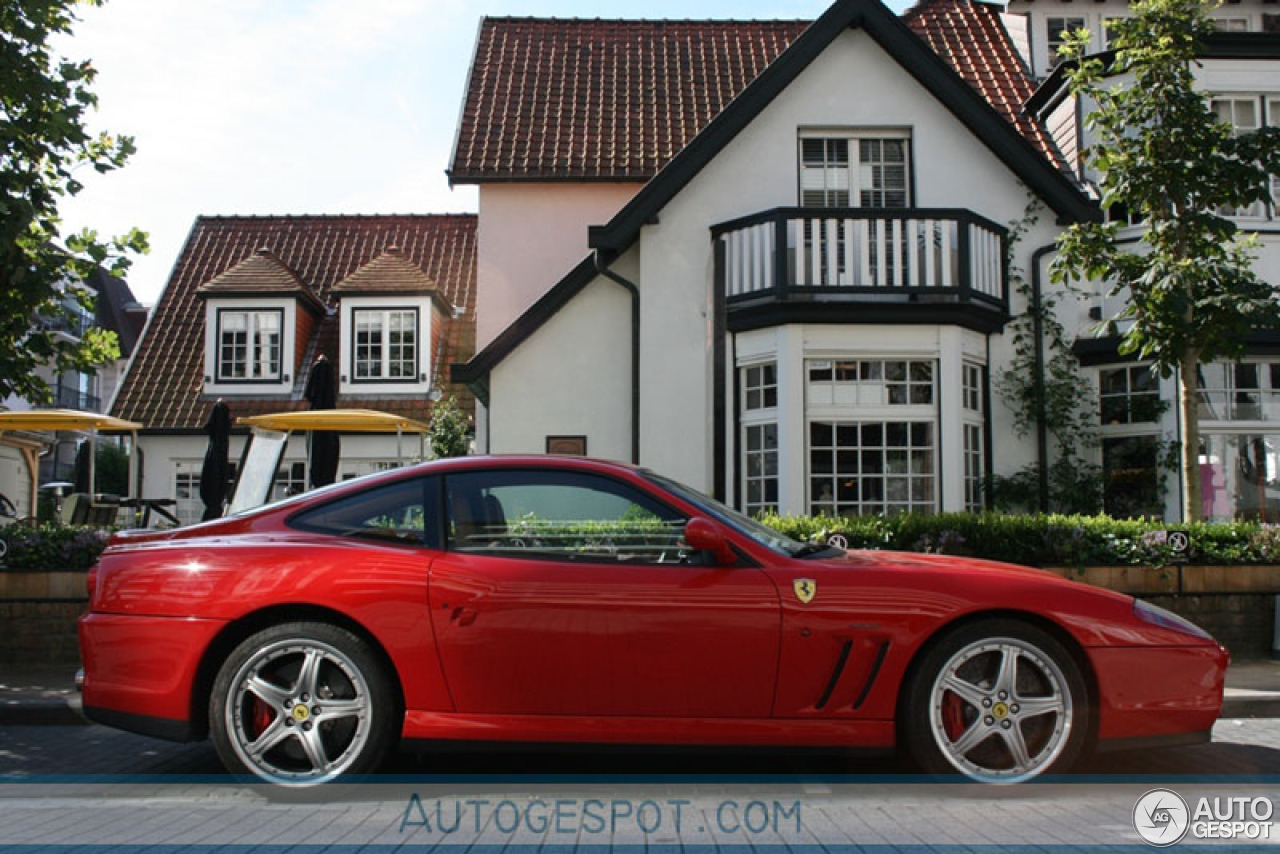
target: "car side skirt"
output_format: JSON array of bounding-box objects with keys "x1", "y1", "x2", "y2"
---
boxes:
[
  {"x1": 81, "y1": 705, "x2": 199, "y2": 743},
  {"x1": 402, "y1": 711, "x2": 896, "y2": 747},
  {"x1": 1094, "y1": 729, "x2": 1212, "y2": 754}
]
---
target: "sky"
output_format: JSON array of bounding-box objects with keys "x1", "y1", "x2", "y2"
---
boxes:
[{"x1": 57, "y1": 0, "x2": 911, "y2": 305}]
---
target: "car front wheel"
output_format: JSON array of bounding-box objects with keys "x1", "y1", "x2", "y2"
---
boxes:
[
  {"x1": 903, "y1": 620, "x2": 1089, "y2": 781},
  {"x1": 209, "y1": 621, "x2": 399, "y2": 786}
]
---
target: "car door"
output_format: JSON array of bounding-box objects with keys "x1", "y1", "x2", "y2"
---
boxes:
[{"x1": 428, "y1": 468, "x2": 781, "y2": 718}]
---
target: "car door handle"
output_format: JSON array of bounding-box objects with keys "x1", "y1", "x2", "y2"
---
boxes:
[{"x1": 451, "y1": 606, "x2": 477, "y2": 627}]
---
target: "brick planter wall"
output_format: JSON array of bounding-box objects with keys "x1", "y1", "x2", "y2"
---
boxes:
[{"x1": 0, "y1": 571, "x2": 86, "y2": 667}]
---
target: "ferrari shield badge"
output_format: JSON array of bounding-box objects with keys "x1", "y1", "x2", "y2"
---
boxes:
[{"x1": 793, "y1": 578, "x2": 817, "y2": 604}]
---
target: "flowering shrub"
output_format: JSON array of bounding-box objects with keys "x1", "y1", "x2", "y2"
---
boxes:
[
  {"x1": 757, "y1": 512, "x2": 1273, "y2": 568},
  {"x1": 0, "y1": 524, "x2": 111, "y2": 571}
]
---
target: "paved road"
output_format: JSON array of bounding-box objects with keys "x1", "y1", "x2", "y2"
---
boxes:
[
  {"x1": 1, "y1": 721, "x2": 1278, "y2": 849},
  {"x1": 3, "y1": 718, "x2": 1280, "y2": 777}
]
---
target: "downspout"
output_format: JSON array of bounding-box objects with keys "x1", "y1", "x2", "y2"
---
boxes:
[
  {"x1": 1030, "y1": 243, "x2": 1057, "y2": 513},
  {"x1": 592, "y1": 250, "x2": 641, "y2": 465}
]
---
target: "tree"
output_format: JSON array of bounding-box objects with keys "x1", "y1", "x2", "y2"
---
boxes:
[
  {"x1": 1052, "y1": 0, "x2": 1280, "y2": 521},
  {"x1": 426, "y1": 396, "x2": 471, "y2": 459},
  {"x1": 0, "y1": 0, "x2": 147, "y2": 404}
]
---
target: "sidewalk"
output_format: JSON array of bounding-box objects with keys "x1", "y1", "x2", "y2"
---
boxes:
[{"x1": 3, "y1": 660, "x2": 1278, "y2": 727}]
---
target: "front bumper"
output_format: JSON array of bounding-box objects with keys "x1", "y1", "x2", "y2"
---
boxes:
[{"x1": 1091, "y1": 643, "x2": 1227, "y2": 743}]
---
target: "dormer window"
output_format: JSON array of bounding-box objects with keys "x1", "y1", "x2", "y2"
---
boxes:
[
  {"x1": 332, "y1": 246, "x2": 452, "y2": 396},
  {"x1": 217, "y1": 308, "x2": 283, "y2": 382},
  {"x1": 353, "y1": 307, "x2": 418, "y2": 381},
  {"x1": 196, "y1": 247, "x2": 323, "y2": 395}
]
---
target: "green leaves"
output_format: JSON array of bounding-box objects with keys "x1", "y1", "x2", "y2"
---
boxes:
[
  {"x1": 0, "y1": 0, "x2": 147, "y2": 403},
  {"x1": 426, "y1": 395, "x2": 471, "y2": 459}
]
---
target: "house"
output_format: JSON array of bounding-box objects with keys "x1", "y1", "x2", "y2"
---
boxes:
[
  {"x1": 0, "y1": 269, "x2": 147, "y2": 518},
  {"x1": 110, "y1": 214, "x2": 476, "y2": 525},
  {"x1": 450, "y1": 0, "x2": 1280, "y2": 522}
]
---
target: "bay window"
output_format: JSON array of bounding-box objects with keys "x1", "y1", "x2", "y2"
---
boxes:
[{"x1": 807, "y1": 359, "x2": 937, "y2": 516}]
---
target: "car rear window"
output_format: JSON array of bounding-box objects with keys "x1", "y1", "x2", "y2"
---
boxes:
[{"x1": 288, "y1": 477, "x2": 438, "y2": 547}]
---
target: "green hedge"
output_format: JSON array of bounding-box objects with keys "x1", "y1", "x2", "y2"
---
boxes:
[
  {"x1": 757, "y1": 512, "x2": 1279, "y2": 568},
  {"x1": 0, "y1": 524, "x2": 111, "y2": 571}
]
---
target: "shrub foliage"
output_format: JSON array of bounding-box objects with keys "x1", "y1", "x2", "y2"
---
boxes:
[{"x1": 758, "y1": 512, "x2": 1278, "y2": 568}]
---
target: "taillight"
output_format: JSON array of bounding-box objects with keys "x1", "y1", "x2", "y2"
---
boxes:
[{"x1": 86, "y1": 564, "x2": 99, "y2": 605}]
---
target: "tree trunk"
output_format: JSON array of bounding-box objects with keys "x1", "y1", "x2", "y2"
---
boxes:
[{"x1": 1179, "y1": 348, "x2": 1202, "y2": 522}]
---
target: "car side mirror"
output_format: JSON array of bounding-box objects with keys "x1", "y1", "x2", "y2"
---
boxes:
[{"x1": 684, "y1": 517, "x2": 737, "y2": 566}]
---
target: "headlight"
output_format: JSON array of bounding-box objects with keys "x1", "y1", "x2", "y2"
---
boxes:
[{"x1": 1133, "y1": 599, "x2": 1213, "y2": 640}]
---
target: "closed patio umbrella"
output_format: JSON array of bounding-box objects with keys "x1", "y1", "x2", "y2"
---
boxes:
[
  {"x1": 304, "y1": 356, "x2": 340, "y2": 487},
  {"x1": 199, "y1": 401, "x2": 232, "y2": 521}
]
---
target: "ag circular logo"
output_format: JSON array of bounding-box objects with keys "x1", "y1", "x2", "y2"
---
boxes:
[
  {"x1": 0, "y1": 534, "x2": 7, "y2": 562},
  {"x1": 1134, "y1": 789, "x2": 1190, "y2": 846}
]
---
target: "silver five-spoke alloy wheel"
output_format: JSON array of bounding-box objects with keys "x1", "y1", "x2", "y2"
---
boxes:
[
  {"x1": 210, "y1": 622, "x2": 398, "y2": 787},
  {"x1": 928, "y1": 636, "x2": 1073, "y2": 780}
]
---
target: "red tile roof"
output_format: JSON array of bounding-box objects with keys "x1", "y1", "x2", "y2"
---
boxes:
[
  {"x1": 903, "y1": 0, "x2": 1066, "y2": 170},
  {"x1": 331, "y1": 247, "x2": 444, "y2": 297},
  {"x1": 450, "y1": 18, "x2": 807, "y2": 182},
  {"x1": 112, "y1": 214, "x2": 476, "y2": 431},
  {"x1": 449, "y1": 0, "x2": 1066, "y2": 182},
  {"x1": 196, "y1": 246, "x2": 325, "y2": 311}
]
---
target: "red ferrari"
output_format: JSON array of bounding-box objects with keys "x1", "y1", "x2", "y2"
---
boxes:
[{"x1": 79, "y1": 456, "x2": 1226, "y2": 786}]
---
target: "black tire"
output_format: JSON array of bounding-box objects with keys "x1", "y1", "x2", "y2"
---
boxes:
[
  {"x1": 209, "y1": 621, "x2": 400, "y2": 787},
  {"x1": 902, "y1": 619, "x2": 1090, "y2": 781}
]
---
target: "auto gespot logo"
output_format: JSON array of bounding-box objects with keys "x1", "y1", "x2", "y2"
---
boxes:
[{"x1": 1134, "y1": 789, "x2": 1275, "y2": 845}]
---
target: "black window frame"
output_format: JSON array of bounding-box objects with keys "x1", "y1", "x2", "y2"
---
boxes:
[{"x1": 214, "y1": 306, "x2": 285, "y2": 384}]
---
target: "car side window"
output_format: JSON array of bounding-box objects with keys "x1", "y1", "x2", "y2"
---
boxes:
[
  {"x1": 289, "y1": 477, "x2": 437, "y2": 546},
  {"x1": 445, "y1": 470, "x2": 690, "y2": 564}
]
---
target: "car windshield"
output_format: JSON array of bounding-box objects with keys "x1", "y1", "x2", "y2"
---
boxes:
[{"x1": 643, "y1": 470, "x2": 816, "y2": 557}]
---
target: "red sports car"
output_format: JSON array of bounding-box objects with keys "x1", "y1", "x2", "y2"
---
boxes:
[{"x1": 79, "y1": 456, "x2": 1226, "y2": 786}]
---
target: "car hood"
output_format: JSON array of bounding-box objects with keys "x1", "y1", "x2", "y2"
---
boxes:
[{"x1": 809, "y1": 548, "x2": 1080, "y2": 585}]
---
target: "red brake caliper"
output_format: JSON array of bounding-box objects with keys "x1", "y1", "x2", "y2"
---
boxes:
[
  {"x1": 942, "y1": 690, "x2": 966, "y2": 741},
  {"x1": 251, "y1": 696, "x2": 274, "y2": 738}
]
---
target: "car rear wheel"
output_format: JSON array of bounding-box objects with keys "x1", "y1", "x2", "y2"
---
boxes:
[
  {"x1": 903, "y1": 620, "x2": 1089, "y2": 781},
  {"x1": 209, "y1": 622, "x2": 399, "y2": 786}
]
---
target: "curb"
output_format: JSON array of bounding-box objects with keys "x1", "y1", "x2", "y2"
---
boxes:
[{"x1": 0, "y1": 697, "x2": 87, "y2": 726}]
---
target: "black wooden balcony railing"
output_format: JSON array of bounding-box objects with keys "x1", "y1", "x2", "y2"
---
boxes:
[{"x1": 712, "y1": 208, "x2": 1008, "y2": 316}]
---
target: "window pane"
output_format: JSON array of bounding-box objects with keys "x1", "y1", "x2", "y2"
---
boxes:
[
  {"x1": 291, "y1": 478, "x2": 434, "y2": 545},
  {"x1": 446, "y1": 470, "x2": 687, "y2": 563}
]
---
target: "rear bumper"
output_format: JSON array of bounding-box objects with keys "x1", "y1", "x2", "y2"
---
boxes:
[
  {"x1": 1090, "y1": 644, "x2": 1227, "y2": 741},
  {"x1": 78, "y1": 611, "x2": 227, "y2": 736}
]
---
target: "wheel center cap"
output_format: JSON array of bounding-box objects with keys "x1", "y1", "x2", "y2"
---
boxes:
[
  {"x1": 992, "y1": 702, "x2": 1010, "y2": 719},
  {"x1": 292, "y1": 704, "x2": 310, "y2": 722}
]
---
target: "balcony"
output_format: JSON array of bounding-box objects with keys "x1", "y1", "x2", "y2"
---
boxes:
[
  {"x1": 713, "y1": 208, "x2": 1009, "y2": 333},
  {"x1": 54, "y1": 384, "x2": 101, "y2": 412}
]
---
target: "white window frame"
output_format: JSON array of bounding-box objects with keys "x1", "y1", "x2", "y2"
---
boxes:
[
  {"x1": 1210, "y1": 95, "x2": 1273, "y2": 219},
  {"x1": 805, "y1": 357, "x2": 938, "y2": 516},
  {"x1": 740, "y1": 361, "x2": 779, "y2": 516},
  {"x1": 798, "y1": 130, "x2": 911, "y2": 209},
  {"x1": 962, "y1": 362, "x2": 984, "y2": 512},
  {"x1": 1046, "y1": 16, "x2": 1087, "y2": 68}
]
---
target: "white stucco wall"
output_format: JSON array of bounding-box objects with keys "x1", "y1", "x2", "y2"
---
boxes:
[
  {"x1": 476, "y1": 183, "x2": 643, "y2": 349},
  {"x1": 488, "y1": 259, "x2": 634, "y2": 463},
  {"x1": 627, "y1": 27, "x2": 1062, "y2": 492}
]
